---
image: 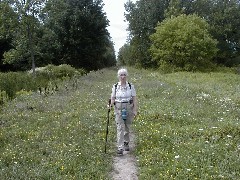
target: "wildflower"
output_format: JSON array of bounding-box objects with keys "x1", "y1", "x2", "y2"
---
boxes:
[
  {"x1": 202, "y1": 93, "x2": 210, "y2": 98},
  {"x1": 227, "y1": 135, "x2": 232, "y2": 138},
  {"x1": 175, "y1": 155, "x2": 180, "y2": 159},
  {"x1": 199, "y1": 128, "x2": 204, "y2": 131},
  {"x1": 218, "y1": 118, "x2": 223, "y2": 122}
]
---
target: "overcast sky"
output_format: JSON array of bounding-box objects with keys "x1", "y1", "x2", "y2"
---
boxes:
[{"x1": 102, "y1": 0, "x2": 137, "y2": 56}]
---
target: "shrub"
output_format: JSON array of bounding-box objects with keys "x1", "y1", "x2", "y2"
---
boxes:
[
  {"x1": 150, "y1": 14, "x2": 218, "y2": 72},
  {"x1": 0, "y1": 90, "x2": 8, "y2": 105},
  {"x1": 0, "y1": 64, "x2": 85, "y2": 100},
  {"x1": 35, "y1": 64, "x2": 86, "y2": 80},
  {"x1": 0, "y1": 72, "x2": 35, "y2": 99}
]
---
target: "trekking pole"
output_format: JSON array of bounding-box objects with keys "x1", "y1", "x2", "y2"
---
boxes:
[{"x1": 104, "y1": 98, "x2": 111, "y2": 153}]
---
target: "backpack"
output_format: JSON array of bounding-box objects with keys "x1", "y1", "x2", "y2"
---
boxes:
[
  {"x1": 114, "y1": 82, "x2": 133, "y2": 104},
  {"x1": 114, "y1": 82, "x2": 131, "y2": 94}
]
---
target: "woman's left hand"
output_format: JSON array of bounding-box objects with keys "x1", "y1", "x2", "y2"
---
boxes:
[{"x1": 133, "y1": 111, "x2": 137, "y2": 118}]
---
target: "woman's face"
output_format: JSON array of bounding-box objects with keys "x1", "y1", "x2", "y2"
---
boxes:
[{"x1": 119, "y1": 73, "x2": 127, "y2": 82}]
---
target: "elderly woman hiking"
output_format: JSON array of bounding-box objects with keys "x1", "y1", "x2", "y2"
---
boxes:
[{"x1": 109, "y1": 68, "x2": 137, "y2": 155}]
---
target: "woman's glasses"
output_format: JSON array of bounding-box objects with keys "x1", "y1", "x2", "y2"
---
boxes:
[{"x1": 120, "y1": 74, "x2": 126, "y2": 77}]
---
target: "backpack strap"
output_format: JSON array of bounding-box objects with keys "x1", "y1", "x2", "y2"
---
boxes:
[
  {"x1": 114, "y1": 82, "x2": 118, "y2": 95},
  {"x1": 114, "y1": 82, "x2": 118, "y2": 89},
  {"x1": 128, "y1": 82, "x2": 131, "y2": 89}
]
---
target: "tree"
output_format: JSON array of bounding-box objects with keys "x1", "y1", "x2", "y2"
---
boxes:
[
  {"x1": 125, "y1": 0, "x2": 240, "y2": 68},
  {"x1": 2, "y1": 0, "x2": 46, "y2": 73},
  {"x1": 175, "y1": 0, "x2": 240, "y2": 66},
  {"x1": 164, "y1": 0, "x2": 183, "y2": 18},
  {"x1": 43, "y1": 0, "x2": 113, "y2": 70},
  {"x1": 0, "y1": 2, "x2": 18, "y2": 71},
  {"x1": 124, "y1": 0, "x2": 169, "y2": 68},
  {"x1": 207, "y1": 0, "x2": 240, "y2": 66},
  {"x1": 102, "y1": 39, "x2": 116, "y2": 67},
  {"x1": 1, "y1": 0, "x2": 115, "y2": 71},
  {"x1": 150, "y1": 14, "x2": 218, "y2": 72}
]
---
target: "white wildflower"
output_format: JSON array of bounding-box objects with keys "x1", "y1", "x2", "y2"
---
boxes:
[{"x1": 175, "y1": 155, "x2": 180, "y2": 159}]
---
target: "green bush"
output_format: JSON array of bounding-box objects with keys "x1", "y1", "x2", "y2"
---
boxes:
[
  {"x1": 150, "y1": 14, "x2": 218, "y2": 72},
  {"x1": 0, "y1": 64, "x2": 85, "y2": 100},
  {"x1": 0, "y1": 91, "x2": 8, "y2": 105},
  {"x1": 0, "y1": 72, "x2": 35, "y2": 99},
  {"x1": 35, "y1": 64, "x2": 86, "y2": 80}
]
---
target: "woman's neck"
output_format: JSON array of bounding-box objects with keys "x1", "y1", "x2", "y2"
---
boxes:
[{"x1": 120, "y1": 81, "x2": 127, "y2": 86}]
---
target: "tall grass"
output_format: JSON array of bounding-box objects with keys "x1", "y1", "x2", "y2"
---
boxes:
[
  {"x1": 0, "y1": 68, "x2": 117, "y2": 179},
  {"x1": 0, "y1": 67, "x2": 239, "y2": 179},
  {"x1": 131, "y1": 69, "x2": 240, "y2": 179}
]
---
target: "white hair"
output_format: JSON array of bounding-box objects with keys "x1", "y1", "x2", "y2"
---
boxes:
[{"x1": 117, "y1": 68, "x2": 128, "y2": 77}]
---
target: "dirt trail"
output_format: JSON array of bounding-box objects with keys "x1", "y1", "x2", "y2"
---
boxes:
[{"x1": 111, "y1": 131, "x2": 138, "y2": 180}]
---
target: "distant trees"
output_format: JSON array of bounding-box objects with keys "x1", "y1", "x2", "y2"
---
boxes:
[
  {"x1": 117, "y1": 44, "x2": 137, "y2": 67},
  {"x1": 122, "y1": 0, "x2": 240, "y2": 71},
  {"x1": 124, "y1": 0, "x2": 168, "y2": 68},
  {"x1": 0, "y1": 0, "x2": 116, "y2": 72},
  {"x1": 207, "y1": 0, "x2": 240, "y2": 66}
]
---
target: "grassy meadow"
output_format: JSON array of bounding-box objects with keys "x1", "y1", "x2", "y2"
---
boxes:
[{"x1": 0, "y1": 67, "x2": 240, "y2": 179}]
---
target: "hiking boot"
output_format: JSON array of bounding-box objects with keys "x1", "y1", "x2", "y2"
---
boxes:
[
  {"x1": 124, "y1": 142, "x2": 130, "y2": 151},
  {"x1": 117, "y1": 149, "x2": 123, "y2": 155}
]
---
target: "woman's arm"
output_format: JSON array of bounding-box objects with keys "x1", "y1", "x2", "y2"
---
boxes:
[
  {"x1": 132, "y1": 96, "x2": 137, "y2": 116},
  {"x1": 111, "y1": 97, "x2": 115, "y2": 107}
]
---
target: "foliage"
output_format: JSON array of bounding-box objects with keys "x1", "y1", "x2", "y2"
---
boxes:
[
  {"x1": 0, "y1": 90, "x2": 8, "y2": 105},
  {"x1": 0, "y1": 64, "x2": 84, "y2": 99},
  {"x1": 0, "y1": 0, "x2": 115, "y2": 71},
  {"x1": 164, "y1": 0, "x2": 183, "y2": 18},
  {"x1": 36, "y1": 64, "x2": 86, "y2": 80},
  {"x1": 207, "y1": 0, "x2": 240, "y2": 66},
  {"x1": 0, "y1": 72, "x2": 33, "y2": 99},
  {"x1": 124, "y1": 0, "x2": 168, "y2": 68},
  {"x1": 1, "y1": 0, "x2": 47, "y2": 72},
  {"x1": 0, "y1": 2, "x2": 18, "y2": 71},
  {"x1": 176, "y1": 0, "x2": 240, "y2": 66},
  {"x1": 150, "y1": 14, "x2": 218, "y2": 72},
  {"x1": 117, "y1": 43, "x2": 138, "y2": 67},
  {"x1": 42, "y1": 0, "x2": 115, "y2": 70},
  {"x1": 102, "y1": 41, "x2": 116, "y2": 67},
  {"x1": 124, "y1": 0, "x2": 240, "y2": 69}
]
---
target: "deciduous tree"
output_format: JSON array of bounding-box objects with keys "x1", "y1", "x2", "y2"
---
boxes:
[
  {"x1": 0, "y1": 2, "x2": 18, "y2": 71},
  {"x1": 43, "y1": 0, "x2": 113, "y2": 70},
  {"x1": 150, "y1": 14, "x2": 218, "y2": 72},
  {"x1": 124, "y1": 0, "x2": 168, "y2": 68},
  {"x1": 2, "y1": 0, "x2": 46, "y2": 73}
]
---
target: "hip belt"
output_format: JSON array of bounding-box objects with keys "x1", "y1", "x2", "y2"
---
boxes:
[{"x1": 115, "y1": 100, "x2": 133, "y2": 104}]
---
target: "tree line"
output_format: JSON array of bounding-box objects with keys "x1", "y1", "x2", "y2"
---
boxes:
[
  {"x1": 0, "y1": 0, "x2": 116, "y2": 72},
  {"x1": 119, "y1": 0, "x2": 240, "y2": 71}
]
